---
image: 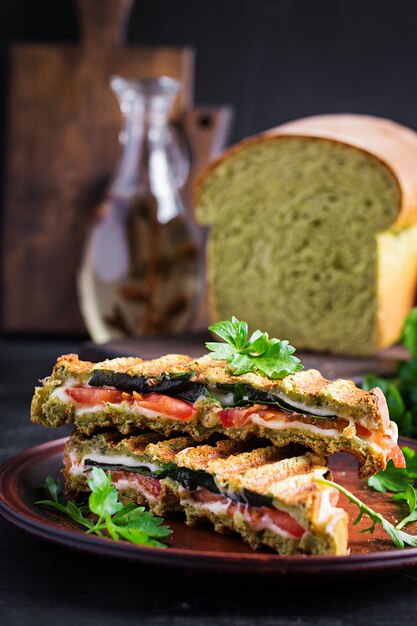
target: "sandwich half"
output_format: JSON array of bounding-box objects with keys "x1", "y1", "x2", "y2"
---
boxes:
[
  {"x1": 64, "y1": 429, "x2": 196, "y2": 516},
  {"x1": 32, "y1": 353, "x2": 404, "y2": 478},
  {"x1": 63, "y1": 431, "x2": 348, "y2": 555}
]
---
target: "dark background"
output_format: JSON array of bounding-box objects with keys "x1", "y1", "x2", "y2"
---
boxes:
[
  {"x1": 1, "y1": 0, "x2": 417, "y2": 157},
  {"x1": 1, "y1": 0, "x2": 417, "y2": 336}
]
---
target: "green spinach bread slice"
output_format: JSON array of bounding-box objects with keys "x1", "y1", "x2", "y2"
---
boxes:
[{"x1": 195, "y1": 114, "x2": 417, "y2": 355}]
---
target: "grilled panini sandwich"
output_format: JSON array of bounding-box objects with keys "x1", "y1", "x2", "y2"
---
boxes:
[
  {"x1": 64, "y1": 430, "x2": 195, "y2": 516},
  {"x1": 64, "y1": 431, "x2": 348, "y2": 555},
  {"x1": 32, "y1": 353, "x2": 404, "y2": 478}
]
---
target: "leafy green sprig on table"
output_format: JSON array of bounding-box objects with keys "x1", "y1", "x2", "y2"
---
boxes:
[
  {"x1": 317, "y1": 445, "x2": 417, "y2": 548},
  {"x1": 362, "y1": 307, "x2": 417, "y2": 437},
  {"x1": 359, "y1": 307, "x2": 417, "y2": 543},
  {"x1": 36, "y1": 468, "x2": 172, "y2": 548},
  {"x1": 206, "y1": 316, "x2": 303, "y2": 379},
  {"x1": 316, "y1": 477, "x2": 417, "y2": 548},
  {"x1": 368, "y1": 446, "x2": 417, "y2": 494},
  {"x1": 365, "y1": 445, "x2": 417, "y2": 536}
]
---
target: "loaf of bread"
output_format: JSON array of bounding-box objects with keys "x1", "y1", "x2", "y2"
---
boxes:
[{"x1": 195, "y1": 114, "x2": 417, "y2": 355}]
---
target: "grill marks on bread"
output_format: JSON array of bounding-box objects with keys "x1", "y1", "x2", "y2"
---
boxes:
[
  {"x1": 48, "y1": 353, "x2": 389, "y2": 431},
  {"x1": 68, "y1": 430, "x2": 195, "y2": 463},
  {"x1": 174, "y1": 440, "x2": 327, "y2": 501},
  {"x1": 67, "y1": 430, "x2": 327, "y2": 506}
]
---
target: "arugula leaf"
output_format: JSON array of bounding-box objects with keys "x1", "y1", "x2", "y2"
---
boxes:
[
  {"x1": 37, "y1": 470, "x2": 172, "y2": 548},
  {"x1": 316, "y1": 477, "x2": 417, "y2": 548},
  {"x1": 367, "y1": 446, "x2": 417, "y2": 493},
  {"x1": 393, "y1": 485, "x2": 417, "y2": 529},
  {"x1": 207, "y1": 317, "x2": 303, "y2": 379},
  {"x1": 366, "y1": 447, "x2": 417, "y2": 532},
  {"x1": 42, "y1": 475, "x2": 62, "y2": 502},
  {"x1": 367, "y1": 461, "x2": 411, "y2": 494}
]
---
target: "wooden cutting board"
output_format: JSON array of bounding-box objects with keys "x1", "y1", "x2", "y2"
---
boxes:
[{"x1": 2, "y1": 0, "x2": 231, "y2": 335}]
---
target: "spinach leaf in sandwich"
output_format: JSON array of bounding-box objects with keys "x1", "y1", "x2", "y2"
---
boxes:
[
  {"x1": 215, "y1": 383, "x2": 337, "y2": 419},
  {"x1": 88, "y1": 370, "x2": 205, "y2": 403}
]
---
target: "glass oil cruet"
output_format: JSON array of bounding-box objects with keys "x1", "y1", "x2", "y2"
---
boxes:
[{"x1": 78, "y1": 76, "x2": 202, "y2": 342}]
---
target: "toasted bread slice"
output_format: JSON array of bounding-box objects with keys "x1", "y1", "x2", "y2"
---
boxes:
[
  {"x1": 171, "y1": 441, "x2": 348, "y2": 555},
  {"x1": 64, "y1": 431, "x2": 347, "y2": 555},
  {"x1": 63, "y1": 429, "x2": 195, "y2": 516},
  {"x1": 32, "y1": 353, "x2": 404, "y2": 478}
]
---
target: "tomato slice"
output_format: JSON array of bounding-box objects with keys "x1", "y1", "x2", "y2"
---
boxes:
[
  {"x1": 189, "y1": 487, "x2": 305, "y2": 539},
  {"x1": 355, "y1": 424, "x2": 372, "y2": 438},
  {"x1": 387, "y1": 444, "x2": 406, "y2": 468},
  {"x1": 133, "y1": 392, "x2": 196, "y2": 420},
  {"x1": 110, "y1": 471, "x2": 162, "y2": 499},
  {"x1": 218, "y1": 406, "x2": 279, "y2": 428},
  {"x1": 66, "y1": 387, "x2": 127, "y2": 405},
  {"x1": 263, "y1": 508, "x2": 305, "y2": 539},
  {"x1": 368, "y1": 429, "x2": 406, "y2": 469},
  {"x1": 227, "y1": 500, "x2": 304, "y2": 538},
  {"x1": 66, "y1": 385, "x2": 195, "y2": 420},
  {"x1": 218, "y1": 407, "x2": 259, "y2": 428}
]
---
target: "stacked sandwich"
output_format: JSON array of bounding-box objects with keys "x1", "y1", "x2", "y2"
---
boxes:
[{"x1": 31, "y1": 349, "x2": 404, "y2": 556}]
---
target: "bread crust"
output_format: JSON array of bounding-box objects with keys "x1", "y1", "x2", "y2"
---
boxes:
[
  {"x1": 195, "y1": 114, "x2": 417, "y2": 228},
  {"x1": 64, "y1": 430, "x2": 348, "y2": 555},
  {"x1": 169, "y1": 443, "x2": 348, "y2": 555},
  {"x1": 63, "y1": 430, "x2": 195, "y2": 516},
  {"x1": 31, "y1": 353, "x2": 400, "y2": 478},
  {"x1": 194, "y1": 114, "x2": 417, "y2": 352},
  {"x1": 34, "y1": 353, "x2": 390, "y2": 432},
  {"x1": 181, "y1": 501, "x2": 348, "y2": 556}
]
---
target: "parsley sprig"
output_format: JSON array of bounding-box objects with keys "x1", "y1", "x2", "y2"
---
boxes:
[
  {"x1": 316, "y1": 477, "x2": 417, "y2": 548},
  {"x1": 206, "y1": 316, "x2": 303, "y2": 379},
  {"x1": 36, "y1": 469, "x2": 172, "y2": 548}
]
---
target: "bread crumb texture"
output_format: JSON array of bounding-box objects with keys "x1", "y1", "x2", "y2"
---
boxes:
[{"x1": 197, "y1": 136, "x2": 408, "y2": 354}]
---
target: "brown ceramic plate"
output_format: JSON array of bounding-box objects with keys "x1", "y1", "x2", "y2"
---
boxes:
[{"x1": 1, "y1": 436, "x2": 417, "y2": 576}]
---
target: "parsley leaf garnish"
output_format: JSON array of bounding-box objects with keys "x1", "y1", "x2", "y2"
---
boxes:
[
  {"x1": 36, "y1": 468, "x2": 171, "y2": 548},
  {"x1": 316, "y1": 477, "x2": 417, "y2": 548},
  {"x1": 206, "y1": 316, "x2": 303, "y2": 379}
]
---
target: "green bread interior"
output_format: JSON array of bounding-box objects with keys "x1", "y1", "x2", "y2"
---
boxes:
[{"x1": 198, "y1": 137, "x2": 400, "y2": 354}]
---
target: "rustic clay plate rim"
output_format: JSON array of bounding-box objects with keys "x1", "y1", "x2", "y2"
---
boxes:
[{"x1": 2, "y1": 436, "x2": 417, "y2": 574}]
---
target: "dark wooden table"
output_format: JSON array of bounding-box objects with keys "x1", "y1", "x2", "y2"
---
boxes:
[{"x1": 2, "y1": 337, "x2": 417, "y2": 626}]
